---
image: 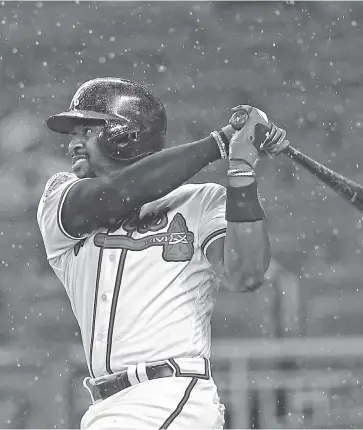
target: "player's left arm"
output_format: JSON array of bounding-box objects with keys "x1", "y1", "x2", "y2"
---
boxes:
[
  {"x1": 205, "y1": 189, "x2": 270, "y2": 293},
  {"x1": 203, "y1": 105, "x2": 288, "y2": 293}
]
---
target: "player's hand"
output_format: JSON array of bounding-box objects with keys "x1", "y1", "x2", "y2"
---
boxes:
[
  {"x1": 228, "y1": 105, "x2": 290, "y2": 160},
  {"x1": 262, "y1": 122, "x2": 289, "y2": 156}
]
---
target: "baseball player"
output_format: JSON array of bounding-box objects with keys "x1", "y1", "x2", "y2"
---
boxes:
[{"x1": 37, "y1": 77, "x2": 288, "y2": 429}]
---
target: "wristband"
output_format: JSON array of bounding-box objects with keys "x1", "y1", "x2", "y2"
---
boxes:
[
  {"x1": 210, "y1": 131, "x2": 228, "y2": 159},
  {"x1": 217, "y1": 129, "x2": 230, "y2": 155},
  {"x1": 226, "y1": 181, "x2": 265, "y2": 222}
]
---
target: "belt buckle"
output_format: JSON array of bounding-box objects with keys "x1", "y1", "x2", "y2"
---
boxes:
[{"x1": 115, "y1": 370, "x2": 129, "y2": 391}]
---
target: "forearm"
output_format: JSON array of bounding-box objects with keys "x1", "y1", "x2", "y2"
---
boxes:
[
  {"x1": 222, "y1": 169, "x2": 270, "y2": 292},
  {"x1": 108, "y1": 136, "x2": 220, "y2": 206},
  {"x1": 224, "y1": 220, "x2": 270, "y2": 292},
  {"x1": 88, "y1": 136, "x2": 221, "y2": 227},
  {"x1": 206, "y1": 176, "x2": 271, "y2": 293}
]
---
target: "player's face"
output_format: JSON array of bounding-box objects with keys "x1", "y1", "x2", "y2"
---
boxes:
[{"x1": 68, "y1": 125, "x2": 121, "y2": 179}]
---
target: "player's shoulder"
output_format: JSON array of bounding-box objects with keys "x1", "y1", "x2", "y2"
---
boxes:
[
  {"x1": 41, "y1": 171, "x2": 78, "y2": 202},
  {"x1": 158, "y1": 182, "x2": 225, "y2": 212},
  {"x1": 142, "y1": 183, "x2": 226, "y2": 217},
  {"x1": 200, "y1": 182, "x2": 226, "y2": 195},
  {"x1": 169, "y1": 182, "x2": 225, "y2": 198}
]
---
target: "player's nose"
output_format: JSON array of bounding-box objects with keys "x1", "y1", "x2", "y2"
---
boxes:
[{"x1": 68, "y1": 139, "x2": 86, "y2": 156}]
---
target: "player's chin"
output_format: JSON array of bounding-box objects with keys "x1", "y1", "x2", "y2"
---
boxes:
[{"x1": 72, "y1": 159, "x2": 93, "y2": 179}]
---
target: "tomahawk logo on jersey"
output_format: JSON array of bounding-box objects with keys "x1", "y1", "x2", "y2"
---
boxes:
[{"x1": 37, "y1": 171, "x2": 227, "y2": 378}]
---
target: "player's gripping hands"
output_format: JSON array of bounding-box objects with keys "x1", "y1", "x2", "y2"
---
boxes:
[{"x1": 210, "y1": 105, "x2": 290, "y2": 223}]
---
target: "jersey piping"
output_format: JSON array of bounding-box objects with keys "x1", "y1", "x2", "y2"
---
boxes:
[
  {"x1": 56, "y1": 178, "x2": 90, "y2": 241},
  {"x1": 105, "y1": 231, "x2": 134, "y2": 374}
]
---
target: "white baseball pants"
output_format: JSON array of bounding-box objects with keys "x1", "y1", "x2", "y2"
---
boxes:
[{"x1": 81, "y1": 359, "x2": 225, "y2": 429}]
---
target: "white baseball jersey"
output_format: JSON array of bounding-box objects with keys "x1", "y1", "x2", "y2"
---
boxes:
[{"x1": 37, "y1": 172, "x2": 227, "y2": 379}]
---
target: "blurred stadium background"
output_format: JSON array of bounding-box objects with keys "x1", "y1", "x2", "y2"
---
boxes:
[{"x1": 1, "y1": 1, "x2": 363, "y2": 428}]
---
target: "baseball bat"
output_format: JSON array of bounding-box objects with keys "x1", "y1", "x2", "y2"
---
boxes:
[
  {"x1": 228, "y1": 107, "x2": 363, "y2": 212},
  {"x1": 281, "y1": 145, "x2": 363, "y2": 212}
]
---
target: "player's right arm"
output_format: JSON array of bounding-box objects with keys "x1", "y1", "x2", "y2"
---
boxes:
[{"x1": 62, "y1": 136, "x2": 222, "y2": 237}]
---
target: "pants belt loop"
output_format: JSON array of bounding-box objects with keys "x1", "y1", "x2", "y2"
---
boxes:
[
  {"x1": 136, "y1": 362, "x2": 148, "y2": 382},
  {"x1": 205, "y1": 357, "x2": 212, "y2": 379},
  {"x1": 126, "y1": 364, "x2": 139, "y2": 385}
]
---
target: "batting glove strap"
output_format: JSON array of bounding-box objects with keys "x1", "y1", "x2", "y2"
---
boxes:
[
  {"x1": 226, "y1": 182, "x2": 266, "y2": 223},
  {"x1": 227, "y1": 169, "x2": 256, "y2": 178}
]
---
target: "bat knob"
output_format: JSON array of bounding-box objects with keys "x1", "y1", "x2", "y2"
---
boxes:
[{"x1": 229, "y1": 108, "x2": 249, "y2": 130}]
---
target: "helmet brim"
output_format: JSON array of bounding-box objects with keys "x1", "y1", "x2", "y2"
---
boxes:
[{"x1": 46, "y1": 110, "x2": 117, "y2": 134}]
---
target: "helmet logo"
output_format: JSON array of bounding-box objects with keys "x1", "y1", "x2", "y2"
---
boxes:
[{"x1": 73, "y1": 97, "x2": 80, "y2": 108}]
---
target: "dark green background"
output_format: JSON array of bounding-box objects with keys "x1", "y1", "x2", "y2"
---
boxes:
[{"x1": 1, "y1": 2, "x2": 363, "y2": 428}]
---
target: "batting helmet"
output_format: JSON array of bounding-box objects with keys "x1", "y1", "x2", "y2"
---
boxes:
[{"x1": 46, "y1": 77, "x2": 167, "y2": 162}]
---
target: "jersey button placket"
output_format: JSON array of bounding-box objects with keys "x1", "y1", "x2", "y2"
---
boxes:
[
  {"x1": 95, "y1": 292, "x2": 111, "y2": 347},
  {"x1": 96, "y1": 333, "x2": 104, "y2": 341}
]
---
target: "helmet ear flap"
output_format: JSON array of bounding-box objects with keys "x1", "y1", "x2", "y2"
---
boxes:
[
  {"x1": 129, "y1": 131, "x2": 139, "y2": 142},
  {"x1": 97, "y1": 121, "x2": 142, "y2": 161},
  {"x1": 100, "y1": 122, "x2": 133, "y2": 145},
  {"x1": 112, "y1": 131, "x2": 139, "y2": 158},
  {"x1": 97, "y1": 122, "x2": 128, "y2": 159}
]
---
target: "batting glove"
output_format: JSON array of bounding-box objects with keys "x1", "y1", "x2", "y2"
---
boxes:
[{"x1": 229, "y1": 105, "x2": 290, "y2": 159}]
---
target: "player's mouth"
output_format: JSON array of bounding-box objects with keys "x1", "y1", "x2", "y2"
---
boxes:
[{"x1": 72, "y1": 155, "x2": 89, "y2": 169}]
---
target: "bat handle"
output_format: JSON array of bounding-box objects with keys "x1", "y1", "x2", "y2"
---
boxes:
[
  {"x1": 281, "y1": 144, "x2": 334, "y2": 176},
  {"x1": 282, "y1": 145, "x2": 302, "y2": 159}
]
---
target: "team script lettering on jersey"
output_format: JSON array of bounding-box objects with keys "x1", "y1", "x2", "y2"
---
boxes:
[{"x1": 94, "y1": 212, "x2": 194, "y2": 262}]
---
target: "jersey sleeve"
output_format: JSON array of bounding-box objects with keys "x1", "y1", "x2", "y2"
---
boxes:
[
  {"x1": 199, "y1": 183, "x2": 227, "y2": 255},
  {"x1": 37, "y1": 172, "x2": 89, "y2": 260}
]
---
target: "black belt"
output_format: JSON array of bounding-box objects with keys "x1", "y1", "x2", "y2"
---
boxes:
[{"x1": 90, "y1": 363, "x2": 174, "y2": 401}]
